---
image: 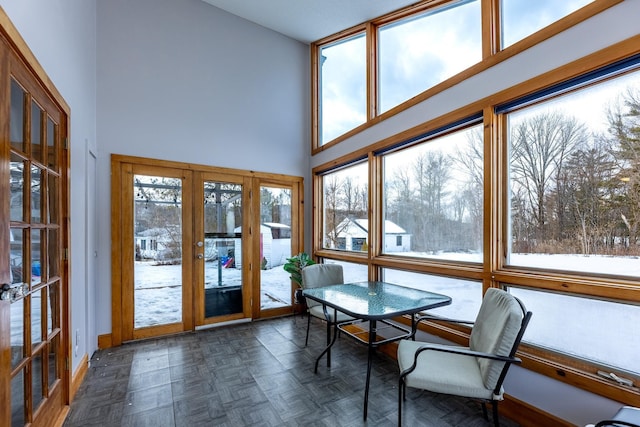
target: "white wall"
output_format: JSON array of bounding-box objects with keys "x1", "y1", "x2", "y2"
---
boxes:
[
  {"x1": 0, "y1": 0, "x2": 97, "y2": 372},
  {"x1": 310, "y1": 2, "x2": 640, "y2": 425},
  {"x1": 96, "y1": 0, "x2": 310, "y2": 333}
]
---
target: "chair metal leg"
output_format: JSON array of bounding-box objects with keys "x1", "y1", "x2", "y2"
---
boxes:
[
  {"x1": 491, "y1": 401, "x2": 500, "y2": 427},
  {"x1": 398, "y1": 378, "x2": 404, "y2": 426}
]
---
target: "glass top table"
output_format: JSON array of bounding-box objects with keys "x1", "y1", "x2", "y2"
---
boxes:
[{"x1": 303, "y1": 281, "x2": 451, "y2": 420}]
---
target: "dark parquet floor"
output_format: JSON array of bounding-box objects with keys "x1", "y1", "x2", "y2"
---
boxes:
[{"x1": 63, "y1": 315, "x2": 520, "y2": 427}]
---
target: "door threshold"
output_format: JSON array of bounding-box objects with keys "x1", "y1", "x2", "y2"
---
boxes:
[{"x1": 195, "y1": 318, "x2": 252, "y2": 330}]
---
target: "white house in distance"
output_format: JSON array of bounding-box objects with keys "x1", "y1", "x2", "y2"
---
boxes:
[
  {"x1": 335, "y1": 218, "x2": 411, "y2": 252},
  {"x1": 233, "y1": 222, "x2": 292, "y2": 269}
]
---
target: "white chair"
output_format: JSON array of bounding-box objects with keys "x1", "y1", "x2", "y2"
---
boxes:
[
  {"x1": 586, "y1": 406, "x2": 640, "y2": 427},
  {"x1": 301, "y1": 264, "x2": 354, "y2": 349},
  {"x1": 397, "y1": 288, "x2": 532, "y2": 427}
]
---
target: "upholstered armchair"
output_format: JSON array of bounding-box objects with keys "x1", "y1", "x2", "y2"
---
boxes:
[{"x1": 397, "y1": 288, "x2": 532, "y2": 427}]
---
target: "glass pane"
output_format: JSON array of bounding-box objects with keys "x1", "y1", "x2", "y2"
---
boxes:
[
  {"x1": 508, "y1": 287, "x2": 640, "y2": 376},
  {"x1": 501, "y1": 0, "x2": 593, "y2": 48},
  {"x1": 10, "y1": 153, "x2": 25, "y2": 222},
  {"x1": 47, "y1": 116, "x2": 57, "y2": 169},
  {"x1": 11, "y1": 299, "x2": 25, "y2": 369},
  {"x1": 507, "y1": 69, "x2": 640, "y2": 277},
  {"x1": 134, "y1": 175, "x2": 183, "y2": 328},
  {"x1": 32, "y1": 351, "x2": 44, "y2": 412},
  {"x1": 31, "y1": 288, "x2": 43, "y2": 347},
  {"x1": 383, "y1": 125, "x2": 483, "y2": 262},
  {"x1": 382, "y1": 268, "x2": 482, "y2": 319},
  {"x1": 379, "y1": 0, "x2": 482, "y2": 113},
  {"x1": 31, "y1": 165, "x2": 42, "y2": 223},
  {"x1": 31, "y1": 101, "x2": 43, "y2": 163},
  {"x1": 48, "y1": 174, "x2": 59, "y2": 224},
  {"x1": 48, "y1": 334, "x2": 60, "y2": 389},
  {"x1": 319, "y1": 33, "x2": 366, "y2": 145},
  {"x1": 48, "y1": 229, "x2": 59, "y2": 279},
  {"x1": 10, "y1": 79, "x2": 25, "y2": 152},
  {"x1": 47, "y1": 282, "x2": 60, "y2": 333},
  {"x1": 10, "y1": 228, "x2": 24, "y2": 285},
  {"x1": 203, "y1": 180, "x2": 243, "y2": 318},
  {"x1": 11, "y1": 369, "x2": 25, "y2": 427},
  {"x1": 32, "y1": 229, "x2": 43, "y2": 286},
  {"x1": 324, "y1": 259, "x2": 368, "y2": 283},
  {"x1": 322, "y1": 162, "x2": 368, "y2": 251},
  {"x1": 259, "y1": 186, "x2": 292, "y2": 310}
]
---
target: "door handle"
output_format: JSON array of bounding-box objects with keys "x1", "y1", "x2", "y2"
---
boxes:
[{"x1": 197, "y1": 254, "x2": 204, "y2": 259}]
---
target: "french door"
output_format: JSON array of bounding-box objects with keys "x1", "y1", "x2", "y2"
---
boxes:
[
  {"x1": 0, "y1": 24, "x2": 70, "y2": 427},
  {"x1": 111, "y1": 156, "x2": 303, "y2": 344}
]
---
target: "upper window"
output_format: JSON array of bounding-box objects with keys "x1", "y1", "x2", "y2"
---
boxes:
[
  {"x1": 319, "y1": 33, "x2": 367, "y2": 145},
  {"x1": 383, "y1": 123, "x2": 484, "y2": 262},
  {"x1": 322, "y1": 162, "x2": 369, "y2": 251},
  {"x1": 378, "y1": 0, "x2": 482, "y2": 113},
  {"x1": 506, "y1": 65, "x2": 640, "y2": 278},
  {"x1": 501, "y1": 0, "x2": 594, "y2": 48}
]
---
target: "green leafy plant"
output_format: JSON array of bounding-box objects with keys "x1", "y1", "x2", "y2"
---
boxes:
[{"x1": 283, "y1": 252, "x2": 316, "y2": 288}]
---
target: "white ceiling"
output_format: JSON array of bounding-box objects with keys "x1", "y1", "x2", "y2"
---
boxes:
[{"x1": 201, "y1": 0, "x2": 420, "y2": 44}]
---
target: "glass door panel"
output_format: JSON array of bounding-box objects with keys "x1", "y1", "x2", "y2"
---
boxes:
[
  {"x1": 4, "y1": 69, "x2": 65, "y2": 426},
  {"x1": 133, "y1": 174, "x2": 183, "y2": 329},
  {"x1": 202, "y1": 180, "x2": 244, "y2": 319},
  {"x1": 259, "y1": 186, "x2": 293, "y2": 311}
]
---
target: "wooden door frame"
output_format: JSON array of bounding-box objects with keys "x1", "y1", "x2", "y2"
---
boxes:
[
  {"x1": 110, "y1": 154, "x2": 304, "y2": 345},
  {"x1": 0, "y1": 7, "x2": 71, "y2": 426}
]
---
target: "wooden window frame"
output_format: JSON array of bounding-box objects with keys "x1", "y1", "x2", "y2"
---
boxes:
[
  {"x1": 311, "y1": 34, "x2": 640, "y2": 406},
  {"x1": 310, "y1": 0, "x2": 622, "y2": 154}
]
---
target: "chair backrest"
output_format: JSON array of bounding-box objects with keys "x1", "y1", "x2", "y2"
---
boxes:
[
  {"x1": 301, "y1": 264, "x2": 344, "y2": 308},
  {"x1": 469, "y1": 288, "x2": 531, "y2": 391}
]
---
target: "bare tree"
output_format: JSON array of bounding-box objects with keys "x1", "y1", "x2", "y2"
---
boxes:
[
  {"x1": 607, "y1": 88, "x2": 640, "y2": 249},
  {"x1": 510, "y1": 112, "x2": 587, "y2": 247}
]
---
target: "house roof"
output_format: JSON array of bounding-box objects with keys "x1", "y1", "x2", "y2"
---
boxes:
[{"x1": 344, "y1": 218, "x2": 407, "y2": 234}]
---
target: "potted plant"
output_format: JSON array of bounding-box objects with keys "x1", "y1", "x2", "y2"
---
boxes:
[{"x1": 283, "y1": 252, "x2": 316, "y2": 305}]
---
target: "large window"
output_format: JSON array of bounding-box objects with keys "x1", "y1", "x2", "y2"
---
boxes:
[
  {"x1": 311, "y1": 0, "x2": 638, "y2": 408},
  {"x1": 322, "y1": 162, "x2": 368, "y2": 251},
  {"x1": 312, "y1": 0, "x2": 611, "y2": 150},
  {"x1": 501, "y1": 0, "x2": 594, "y2": 48},
  {"x1": 383, "y1": 123, "x2": 483, "y2": 262},
  {"x1": 318, "y1": 33, "x2": 367, "y2": 145},
  {"x1": 378, "y1": 0, "x2": 481, "y2": 113},
  {"x1": 506, "y1": 68, "x2": 640, "y2": 278},
  {"x1": 508, "y1": 286, "x2": 639, "y2": 377}
]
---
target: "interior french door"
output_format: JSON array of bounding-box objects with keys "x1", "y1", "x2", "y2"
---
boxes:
[
  {"x1": 0, "y1": 30, "x2": 69, "y2": 427},
  {"x1": 112, "y1": 156, "x2": 303, "y2": 343}
]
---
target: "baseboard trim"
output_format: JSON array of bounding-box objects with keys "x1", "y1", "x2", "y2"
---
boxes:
[
  {"x1": 501, "y1": 394, "x2": 573, "y2": 427},
  {"x1": 70, "y1": 353, "x2": 89, "y2": 401},
  {"x1": 97, "y1": 333, "x2": 112, "y2": 349}
]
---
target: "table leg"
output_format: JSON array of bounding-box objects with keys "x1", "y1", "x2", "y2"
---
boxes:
[
  {"x1": 363, "y1": 319, "x2": 376, "y2": 420},
  {"x1": 314, "y1": 311, "x2": 339, "y2": 373}
]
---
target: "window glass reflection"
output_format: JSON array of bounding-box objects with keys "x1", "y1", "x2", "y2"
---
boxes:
[
  {"x1": 382, "y1": 268, "x2": 482, "y2": 319},
  {"x1": 379, "y1": 0, "x2": 481, "y2": 113},
  {"x1": 501, "y1": 0, "x2": 593, "y2": 48},
  {"x1": 383, "y1": 124, "x2": 483, "y2": 262},
  {"x1": 319, "y1": 33, "x2": 366, "y2": 145},
  {"x1": 322, "y1": 162, "x2": 368, "y2": 251}
]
